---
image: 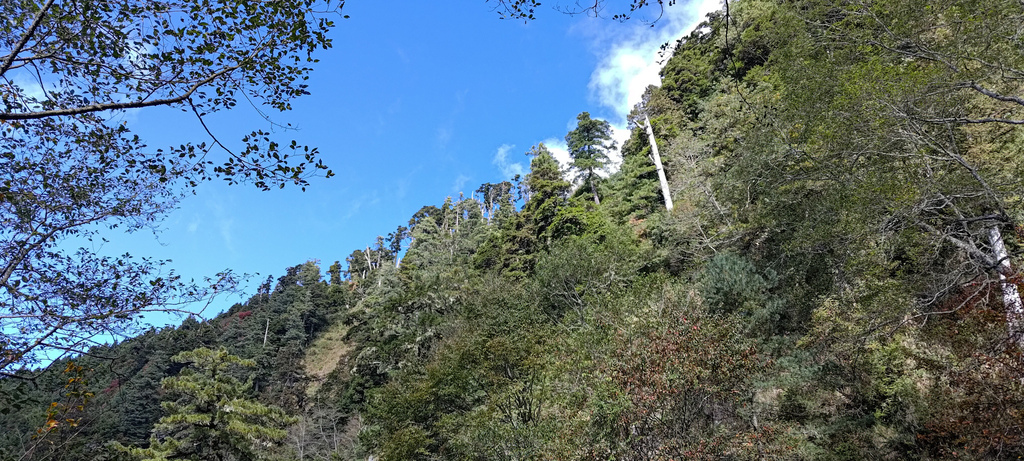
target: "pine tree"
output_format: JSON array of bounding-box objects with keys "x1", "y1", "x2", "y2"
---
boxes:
[
  {"x1": 523, "y1": 144, "x2": 571, "y2": 242},
  {"x1": 111, "y1": 347, "x2": 296, "y2": 461},
  {"x1": 565, "y1": 112, "x2": 615, "y2": 205}
]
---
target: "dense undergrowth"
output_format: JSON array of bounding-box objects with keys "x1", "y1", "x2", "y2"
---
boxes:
[{"x1": 5, "y1": 0, "x2": 1024, "y2": 459}]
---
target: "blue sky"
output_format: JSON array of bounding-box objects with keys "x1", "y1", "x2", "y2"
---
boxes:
[{"x1": 97, "y1": 0, "x2": 721, "y2": 324}]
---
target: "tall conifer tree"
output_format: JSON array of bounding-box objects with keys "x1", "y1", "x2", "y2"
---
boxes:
[
  {"x1": 111, "y1": 347, "x2": 295, "y2": 460},
  {"x1": 565, "y1": 112, "x2": 615, "y2": 205}
]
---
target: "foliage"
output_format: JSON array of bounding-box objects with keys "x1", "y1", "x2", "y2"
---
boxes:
[
  {"x1": 601, "y1": 125, "x2": 663, "y2": 221},
  {"x1": 110, "y1": 347, "x2": 296, "y2": 460},
  {"x1": 9, "y1": 1, "x2": 1024, "y2": 460},
  {"x1": 532, "y1": 227, "x2": 647, "y2": 323},
  {"x1": 566, "y1": 112, "x2": 615, "y2": 205},
  {"x1": 19, "y1": 361, "x2": 95, "y2": 460},
  {"x1": 0, "y1": 0, "x2": 340, "y2": 374}
]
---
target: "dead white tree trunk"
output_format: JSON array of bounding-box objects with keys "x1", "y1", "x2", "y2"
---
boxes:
[
  {"x1": 990, "y1": 225, "x2": 1024, "y2": 347},
  {"x1": 643, "y1": 114, "x2": 674, "y2": 211}
]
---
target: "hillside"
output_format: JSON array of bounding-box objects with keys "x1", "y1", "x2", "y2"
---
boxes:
[{"x1": 4, "y1": 1, "x2": 1024, "y2": 460}]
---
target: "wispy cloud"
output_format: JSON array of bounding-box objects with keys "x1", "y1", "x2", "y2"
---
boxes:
[
  {"x1": 540, "y1": 138, "x2": 571, "y2": 170},
  {"x1": 392, "y1": 178, "x2": 409, "y2": 201},
  {"x1": 542, "y1": 134, "x2": 621, "y2": 180},
  {"x1": 395, "y1": 46, "x2": 411, "y2": 65},
  {"x1": 343, "y1": 191, "x2": 382, "y2": 220},
  {"x1": 218, "y1": 218, "x2": 235, "y2": 253},
  {"x1": 8, "y1": 69, "x2": 48, "y2": 103},
  {"x1": 532, "y1": 2, "x2": 720, "y2": 177},
  {"x1": 452, "y1": 174, "x2": 470, "y2": 193},
  {"x1": 8, "y1": 55, "x2": 146, "y2": 123},
  {"x1": 588, "y1": 0, "x2": 722, "y2": 124},
  {"x1": 204, "y1": 199, "x2": 236, "y2": 254},
  {"x1": 492, "y1": 144, "x2": 525, "y2": 179},
  {"x1": 436, "y1": 90, "x2": 470, "y2": 150},
  {"x1": 437, "y1": 126, "x2": 453, "y2": 147}
]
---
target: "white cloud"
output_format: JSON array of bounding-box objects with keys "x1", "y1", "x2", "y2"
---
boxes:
[
  {"x1": 343, "y1": 191, "x2": 382, "y2": 220},
  {"x1": 492, "y1": 143, "x2": 525, "y2": 179},
  {"x1": 607, "y1": 124, "x2": 630, "y2": 172},
  {"x1": 437, "y1": 126, "x2": 453, "y2": 147},
  {"x1": 218, "y1": 217, "x2": 234, "y2": 253},
  {"x1": 576, "y1": 0, "x2": 722, "y2": 172},
  {"x1": 530, "y1": 1, "x2": 721, "y2": 178},
  {"x1": 540, "y1": 138, "x2": 571, "y2": 170},
  {"x1": 452, "y1": 174, "x2": 470, "y2": 193},
  {"x1": 205, "y1": 199, "x2": 235, "y2": 253},
  {"x1": 541, "y1": 125, "x2": 624, "y2": 179},
  {"x1": 588, "y1": 0, "x2": 723, "y2": 124}
]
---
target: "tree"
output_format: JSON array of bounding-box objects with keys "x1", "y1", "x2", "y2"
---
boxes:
[
  {"x1": 523, "y1": 144, "x2": 571, "y2": 241},
  {"x1": 565, "y1": 112, "x2": 615, "y2": 205},
  {"x1": 475, "y1": 182, "x2": 514, "y2": 225},
  {"x1": 328, "y1": 261, "x2": 344, "y2": 287},
  {"x1": 473, "y1": 146, "x2": 570, "y2": 276},
  {"x1": 387, "y1": 226, "x2": 409, "y2": 268},
  {"x1": 1, "y1": 0, "x2": 338, "y2": 187},
  {"x1": 823, "y1": 0, "x2": 1024, "y2": 347},
  {"x1": 633, "y1": 102, "x2": 673, "y2": 212},
  {"x1": 0, "y1": 0, "x2": 341, "y2": 374},
  {"x1": 111, "y1": 347, "x2": 296, "y2": 460},
  {"x1": 761, "y1": 0, "x2": 1024, "y2": 346}
]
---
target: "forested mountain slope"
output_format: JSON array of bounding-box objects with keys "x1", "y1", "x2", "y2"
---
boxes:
[{"x1": 5, "y1": 0, "x2": 1024, "y2": 459}]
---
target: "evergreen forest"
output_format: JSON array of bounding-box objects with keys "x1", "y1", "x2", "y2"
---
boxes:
[{"x1": 6, "y1": 0, "x2": 1024, "y2": 459}]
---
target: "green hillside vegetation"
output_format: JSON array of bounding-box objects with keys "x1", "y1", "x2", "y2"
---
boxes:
[{"x1": 5, "y1": 0, "x2": 1024, "y2": 459}]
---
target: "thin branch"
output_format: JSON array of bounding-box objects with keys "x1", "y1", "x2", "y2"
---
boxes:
[
  {"x1": 0, "y1": 0, "x2": 56, "y2": 77},
  {"x1": 0, "y1": 228, "x2": 59, "y2": 288},
  {"x1": 917, "y1": 221, "x2": 995, "y2": 267},
  {"x1": 924, "y1": 117, "x2": 1024, "y2": 125},
  {"x1": 1, "y1": 206, "x2": 130, "y2": 288},
  {"x1": 0, "y1": 324, "x2": 62, "y2": 371},
  {"x1": 189, "y1": 100, "x2": 237, "y2": 157},
  {"x1": 0, "y1": 64, "x2": 240, "y2": 120},
  {"x1": 882, "y1": 278, "x2": 989, "y2": 337},
  {"x1": 965, "y1": 81, "x2": 1024, "y2": 107}
]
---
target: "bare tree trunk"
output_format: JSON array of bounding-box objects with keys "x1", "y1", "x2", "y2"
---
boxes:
[
  {"x1": 644, "y1": 114, "x2": 674, "y2": 211},
  {"x1": 990, "y1": 225, "x2": 1024, "y2": 347},
  {"x1": 590, "y1": 177, "x2": 600, "y2": 205},
  {"x1": 487, "y1": 194, "x2": 494, "y2": 225}
]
